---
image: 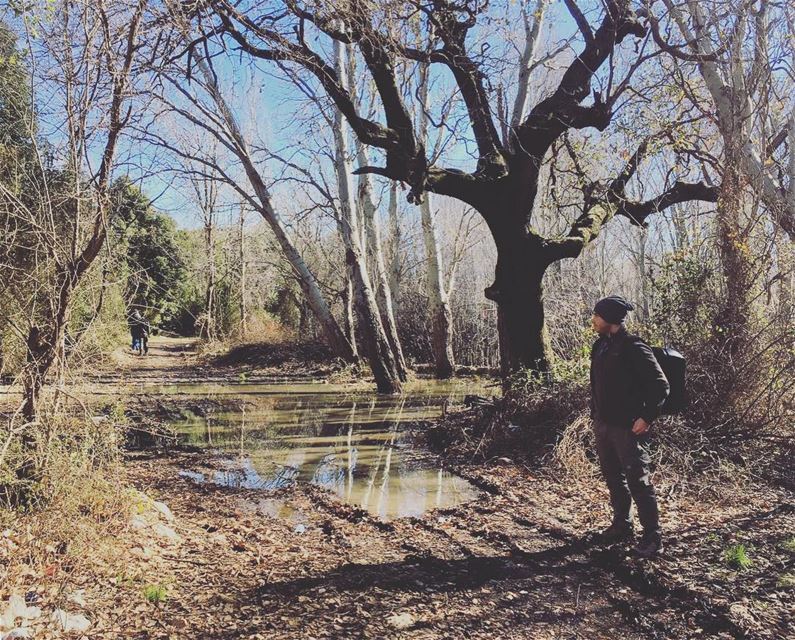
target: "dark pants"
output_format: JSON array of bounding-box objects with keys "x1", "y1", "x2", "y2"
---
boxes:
[{"x1": 593, "y1": 420, "x2": 660, "y2": 537}]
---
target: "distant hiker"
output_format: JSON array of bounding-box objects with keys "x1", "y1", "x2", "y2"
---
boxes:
[
  {"x1": 129, "y1": 309, "x2": 149, "y2": 356},
  {"x1": 590, "y1": 295, "x2": 670, "y2": 558}
]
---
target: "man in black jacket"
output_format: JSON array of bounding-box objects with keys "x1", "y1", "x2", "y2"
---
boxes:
[{"x1": 590, "y1": 295, "x2": 669, "y2": 557}]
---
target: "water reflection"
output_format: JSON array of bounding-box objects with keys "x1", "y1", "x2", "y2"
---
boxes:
[{"x1": 170, "y1": 381, "x2": 485, "y2": 520}]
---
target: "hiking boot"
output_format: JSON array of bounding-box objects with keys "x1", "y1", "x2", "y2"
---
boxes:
[
  {"x1": 634, "y1": 534, "x2": 663, "y2": 558},
  {"x1": 594, "y1": 522, "x2": 634, "y2": 544}
]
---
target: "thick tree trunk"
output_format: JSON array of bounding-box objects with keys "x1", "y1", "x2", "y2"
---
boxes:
[
  {"x1": 420, "y1": 195, "x2": 455, "y2": 378},
  {"x1": 493, "y1": 271, "x2": 551, "y2": 376},
  {"x1": 481, "y1": 182, "x2": 552, "y2": 376}
]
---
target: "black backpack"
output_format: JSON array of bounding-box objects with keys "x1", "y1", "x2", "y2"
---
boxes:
[{"x1": 651, "y1": 347, "x2": 686, "y2": 414}]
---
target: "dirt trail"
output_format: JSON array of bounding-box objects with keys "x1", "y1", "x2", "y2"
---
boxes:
[
  {"x1": 100, "y1": 336, "x2": 342, "y2": 386},
  {"x1": 100, "y1": 337, "x2": 207, "y2": 383},
  {"x1": 114, "y1": 449, "x2": 792, "y2": 640},
  {"x1": 33, "y1": 338, "x2": 791, "y2": 638}
]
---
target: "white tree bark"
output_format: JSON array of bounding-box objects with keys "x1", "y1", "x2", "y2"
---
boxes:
[
  {"x1": 356, "y1": 153, "x2": 408, "y2": 379},
  {"x1": 168, "y1": 5, "x2": 355, "y2": 361},
  {"x1": 509, "y1": 0, "x2": 550, "y2": 147},
  {"x1": 345, "y1": 46, "x2": 406, "y2": 379},
  {"x1": 387, "y1": 181, "x2": 402, "y2": 312},
  {"x1": 342, "y1": 271, "x2": 358, "y2": 359},
  {"x1": 332, "y1": 39, "x2": 402, "y2": 392},
  {"x1": 417, "y1": 61, "x2": 455, "y2": 377}
]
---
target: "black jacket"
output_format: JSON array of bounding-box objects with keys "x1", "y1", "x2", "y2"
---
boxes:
[
  {"x1": 590, "y1": 327, "x2": 670, "y2": 427},
  {"x1": 129, "y1": 316, "x2": 149, "y2": 339}
]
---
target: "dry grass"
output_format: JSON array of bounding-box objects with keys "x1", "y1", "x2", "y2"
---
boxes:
[
  {"x1": 1, "y1": 403, "x2": 132, "y2": 605},
  {"x1": 425, "y1": 365, "x2": 788, "y2": 503},
  {"x1": 547, "y1": 414, "x2": 600, "y2": 480}
]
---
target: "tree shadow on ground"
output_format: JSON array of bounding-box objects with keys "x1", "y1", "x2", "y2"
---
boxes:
[{"x1": 256, "y1": 540, "x2": 589, "y2": 598}]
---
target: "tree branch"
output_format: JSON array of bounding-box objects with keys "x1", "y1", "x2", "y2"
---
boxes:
[
  {"x1": 616, "y1": 180, "x2": 719, "y2": 226},
  {"x1": 547, "y1": 180, "x2": 719, "y2": 261},
  {"x1": 516, "y1": 0, "x2": 646, "y2": 157},
  {"x1": 562, "y1": 0, "x2": 594, "y2": 45},
  {"x1": 638, "y1": 3, "x2": 726, "y2": 63},
  {"x1": 214, "y1": 2, "x2": 400, "y2": 151}
]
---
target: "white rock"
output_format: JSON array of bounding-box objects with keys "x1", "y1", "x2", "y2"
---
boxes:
[
  {"x1": 152, "y1": 522, "x2": 181, "y2": 543},
  {"x1": 3, "y1": 628, "x2": 33, "y2": 639},
  {"x1": 130, "y1": 545, "x2": 154, "y2": 560},
  {"x1": 152, "y1": 501, "x2": 175, "y2": 522},
  {"x1": 66, "y1": 590, "x2": 86, "y2": 607},
  {"x1": 0, "y1": 596, "x2": 41, "y2": 629},
  {"x1": 51, "y1": 610, "x2": 90, "y2": 633},
  {"x1": 387, "y1": 613, "x2": 415, "y2": 630},
  {"x1": 129, "y1": 515, "x2": 149, "y2": 530},
  {"x1": 209, "y1": 533, "x2": 228, "y2": 546}
]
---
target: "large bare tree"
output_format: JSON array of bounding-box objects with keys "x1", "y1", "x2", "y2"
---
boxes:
[
  {"x1": 9, "y1": 0, "x2": 150, "y2": 421},
  {"x1": 208, "y1": 0, "x2": 720, "y2": 374}
]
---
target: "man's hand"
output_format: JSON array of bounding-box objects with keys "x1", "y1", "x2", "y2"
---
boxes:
[{"x1": 632, "y1": 418, "x2": 650, "y2": 435}]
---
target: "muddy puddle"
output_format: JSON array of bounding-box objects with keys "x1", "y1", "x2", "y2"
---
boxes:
[{"x1": 164, "y1": 380, "x2": 492, "y2": 520}]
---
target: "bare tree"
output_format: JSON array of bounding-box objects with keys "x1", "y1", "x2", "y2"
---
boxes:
[
  {"x1": 182, "y1": 147, "x2": 221, "y2": 341},
  {"x1": 646, "y1": 0, "x2": 794, "y2": 239},
  {"x1": 149, "y1": 3, "x2": 357, "y2": 362},
  {"x1": 9, "y1": 0, "x2": 150, "y2": 421},
  {"x1": 345, "y1": 46, "x2": 409, "y2": 377},
  {"x1": 644, "y1": 0, "x2": 794, "y2": 341},
  {"x1": 416, "y1": 60, "x2": 454, "y2": 378},
  {"x1": 331, "y1": 39, "x2": 403, "y2": 391},
  {"x1": 386, "y1": 182, "x2": 402, "y2": 314},
  {"x1": 211, "y1": 0, "x2": 720, "y2": 375},
  {"x1": 237, "y1": 203, "x2": 249, "y2": 337}
]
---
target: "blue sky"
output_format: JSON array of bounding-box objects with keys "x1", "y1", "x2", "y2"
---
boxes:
[{"x1": 123, "y1": 0, "x2": 588, "y2": 230}]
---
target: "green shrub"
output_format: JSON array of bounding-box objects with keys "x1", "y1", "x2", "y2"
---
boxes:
[
  {"x1": 723, "y1": 544, "x2": 752, "y2": 570},
  {"x1": 142, "y1": 583, "x2": 168, "y2": 604}
]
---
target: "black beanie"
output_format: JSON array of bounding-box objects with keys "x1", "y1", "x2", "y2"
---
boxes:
[{"x1": 594, "y1": 295, "x2": 634, "y2": 324}]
